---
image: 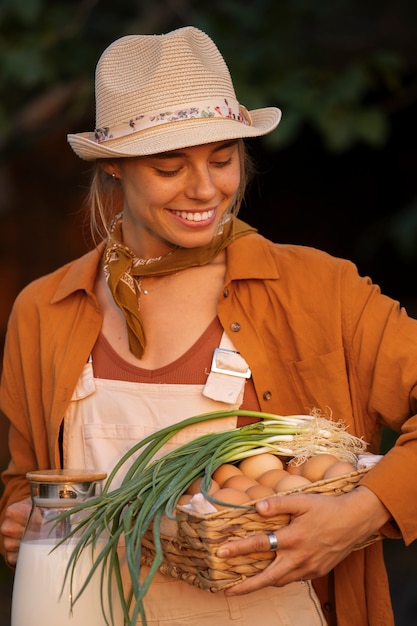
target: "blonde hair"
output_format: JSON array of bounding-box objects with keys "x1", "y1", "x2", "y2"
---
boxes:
[{"x1": 87, "y1": 139, "x2": 254, "y2": 244}]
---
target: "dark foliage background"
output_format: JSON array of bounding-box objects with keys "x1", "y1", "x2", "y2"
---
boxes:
[{"x1": 1, "y1": 1, "x2": 416, "y2": 623}]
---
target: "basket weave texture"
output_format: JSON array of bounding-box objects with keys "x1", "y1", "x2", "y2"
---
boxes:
[{"x1": 140, "y1": 467, "x2": 381, "y2": 592}]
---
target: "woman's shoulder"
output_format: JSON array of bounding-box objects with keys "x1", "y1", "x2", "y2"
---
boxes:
[
  {"x1": 231, "y1": 231, "x2": 354, "y2": 275},
  {"x1": 11, "y1": 246, "x2": 103, "y2": 310}
]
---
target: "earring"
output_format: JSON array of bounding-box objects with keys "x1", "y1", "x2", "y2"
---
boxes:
[{"x1": 111, "y1": 173, "x2": 117, "y2": 179}]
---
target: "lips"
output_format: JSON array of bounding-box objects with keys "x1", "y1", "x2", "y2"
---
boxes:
[{"x1": 171, "y1": 209, "x2": 215, "y2": 222}]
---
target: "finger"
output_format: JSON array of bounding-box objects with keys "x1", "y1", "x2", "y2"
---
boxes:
[
  {"x1": 0, "y1": 519, "x2": 25, "y2": 542},
  {"x1": 217, "y1": 530, "x2": 282, "y2": 558},
  {"x1": 255, "y1": 493, "x2": 307, "y2": 517},
  {"x1": 223, "y1": 546, "x2": 307, "y2": 596},
  {"x1": 5, "y1": 550, "x2": 18, "y2": 568},
  {"x1": 2, "y1": 535, "x2": 19, "y2": 567},
  {"x1": 225, "y1": 565, "x2": 306, "y2": 596},
  {"x1": 3, "y1": 532, "x2": 22, "y2": 553}
]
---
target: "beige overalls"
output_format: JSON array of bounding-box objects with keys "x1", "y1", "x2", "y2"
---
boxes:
[{"x1": 63, "y1": 331, "x2": 327, "y2": 625}]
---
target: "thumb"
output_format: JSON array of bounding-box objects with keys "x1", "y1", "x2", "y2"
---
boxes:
[{"x1": 255, "y1": 493, "x2": 307, "y2": 517}]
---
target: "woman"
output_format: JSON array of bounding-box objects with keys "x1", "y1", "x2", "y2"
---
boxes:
[{"x1": 1, "y1": 26, "x2": 417, "y2": 626}]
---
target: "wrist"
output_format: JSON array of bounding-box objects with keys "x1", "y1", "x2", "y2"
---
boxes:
[{"x1": 351, "y1": 485, "x2": 392, "y2": 532}]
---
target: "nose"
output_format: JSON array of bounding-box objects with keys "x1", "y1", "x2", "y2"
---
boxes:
[{"x1": 185, "y1": 164, "x2": 217, "y2": 201}]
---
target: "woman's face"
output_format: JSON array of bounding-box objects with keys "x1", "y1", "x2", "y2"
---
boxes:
[{"x1": 105, "y1": 140, "x2": 241, "y2": 257}]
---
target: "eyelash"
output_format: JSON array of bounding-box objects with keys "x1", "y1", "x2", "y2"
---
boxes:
[
  {"x1": 156, "y1": 168, "x2": 181, "y2": 177},
  {"x1": 155, "y1": 157, "x2": 233, "y2": 177}
]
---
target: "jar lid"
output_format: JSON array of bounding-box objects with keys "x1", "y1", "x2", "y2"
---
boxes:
[
  {"x1": 26, "y1": 469, "x2": 107, "y2": 483},
  {"x1": 26, "y1": 470, "x2": 108, "y2": 506}
]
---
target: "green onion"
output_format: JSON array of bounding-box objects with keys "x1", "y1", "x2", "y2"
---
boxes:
[{"x1": 54, "y1": 409, "x2": 367, "y2": 625}]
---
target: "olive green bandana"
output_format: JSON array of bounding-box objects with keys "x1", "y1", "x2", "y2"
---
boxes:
[{"x1": 103, "y1": 212, "x2": 256, "y2": 358}]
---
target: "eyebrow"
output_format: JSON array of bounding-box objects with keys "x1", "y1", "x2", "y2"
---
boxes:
[{"x1": 151, "y1": 139, "x2": 239, "y2": 160}]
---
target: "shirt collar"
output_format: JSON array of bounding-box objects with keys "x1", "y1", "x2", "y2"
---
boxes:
[
  {"x1": 50, "y1": 232, "x2": 279, "y2": 304},
  {"x1": 50, "y1": 245, "x2": 104, "y2": 305},
  {"x1": 226, "y1": 232, "x2": 280, "y2": 280}
]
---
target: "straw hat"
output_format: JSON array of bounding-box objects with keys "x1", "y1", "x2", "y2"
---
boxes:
[{"x1": 67, "y1": 26, "x2": 281, "y2": 160}]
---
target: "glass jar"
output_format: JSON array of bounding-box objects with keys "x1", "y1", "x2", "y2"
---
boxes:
[{"x1": 11, "y1": 469, "x2": 123, "y2": 626}]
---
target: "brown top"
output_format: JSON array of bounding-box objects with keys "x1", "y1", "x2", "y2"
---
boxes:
[
  {"x1": 91, "y1": 316, "x2": 261, "y2": 422},
  {"x1": 92, "y1": 316, "x2": 222, "y2": 383}
]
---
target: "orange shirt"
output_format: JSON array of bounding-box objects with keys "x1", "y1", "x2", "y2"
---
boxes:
[{"x1": 3, "y1": 230, "x2": 417, "y2": 625}]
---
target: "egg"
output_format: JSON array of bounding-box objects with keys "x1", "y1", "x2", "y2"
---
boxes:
[
  {"x1": 275, "y1": 474, "x2": 312, "y2": 492},
  {"x1": 323, "y1": 461, "x2": 357, "y2": 480},
  {"x1": 177, "y1": 494, "x2": 193, "y2": 506},
  {"x1": 186, "y1": 476, "x2": 220, "y2": 495},
  {"x1": 246, "y1": 484, "x2": 276, "y2": 501},
  {"x1": 258, "y1": 468, "x2": 289, "y2": 488},
  {"x1": 286, "y1": 458, "x2": 306, "y2": 476},
  {"x1": 222, "y1": 474, "x2": 259, "y2": 492},
  {"x1": 211, "y1": 488, "x2": 250, "y2": 510},
  {"x1": 212, "y1": 463, "x2": 242, "y2": 486},
  {"x1": 302, "y1": 453, "x2": 340, "y2": 482},
  {"x1": 238, "y1": 453, "x2": 283, "y2": 479}
]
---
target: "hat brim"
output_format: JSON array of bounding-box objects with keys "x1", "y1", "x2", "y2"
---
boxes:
[{"x1": 67, "y1": 107, "x2": 281, "y2": 161}]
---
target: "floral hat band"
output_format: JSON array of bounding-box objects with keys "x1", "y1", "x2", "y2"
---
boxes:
[
  {"x1": 94, "y1": 99, "x2": 252, "y2": 144},
  {"x1": 67, "y1": 27, "x2": 281, "y2": 160}
]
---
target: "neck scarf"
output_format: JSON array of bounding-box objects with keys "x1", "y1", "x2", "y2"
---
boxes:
[{"x1": 103, "y1": 213, "x2": 256, "y2": 358}]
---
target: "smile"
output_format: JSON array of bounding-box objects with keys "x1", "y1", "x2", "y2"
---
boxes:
[{"x1": 171, "y1": 209, "x2": 215, "y2": 222}]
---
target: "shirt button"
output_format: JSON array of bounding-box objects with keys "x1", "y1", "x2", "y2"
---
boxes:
[
  {"x1": 223, "y1": 287, "x2": 229, "y2": 297},
  {"x1": 263, "y1": 390, "x2": 272, "y2": 401},
  {"x1": 230, "y1": 322, "x2": 241, "y2": 332},
  {"x1": 324, "y1": 602, "x2": 336, "y2": 615}
]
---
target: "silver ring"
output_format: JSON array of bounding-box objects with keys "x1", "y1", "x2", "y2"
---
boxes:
[{"x1": 267, "y1": 533, "x2": 278, "y2": 551}]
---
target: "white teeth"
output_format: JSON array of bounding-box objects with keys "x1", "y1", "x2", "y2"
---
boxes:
[{"x1": 172, "y1": 210, "x2": 214, "y2": 221}]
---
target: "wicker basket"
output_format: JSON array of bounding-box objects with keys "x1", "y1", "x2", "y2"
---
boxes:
[{"x1": 140, "y1": 467, "x2": 382, "y2": 592}]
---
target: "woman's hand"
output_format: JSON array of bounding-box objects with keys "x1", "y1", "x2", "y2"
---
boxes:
[
  {"x1": 216, "y1": 486, "x2": 390, "y2": 595},
  {"x1": 0, "y1": 498, "x2": 32, "y2": 567}
]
